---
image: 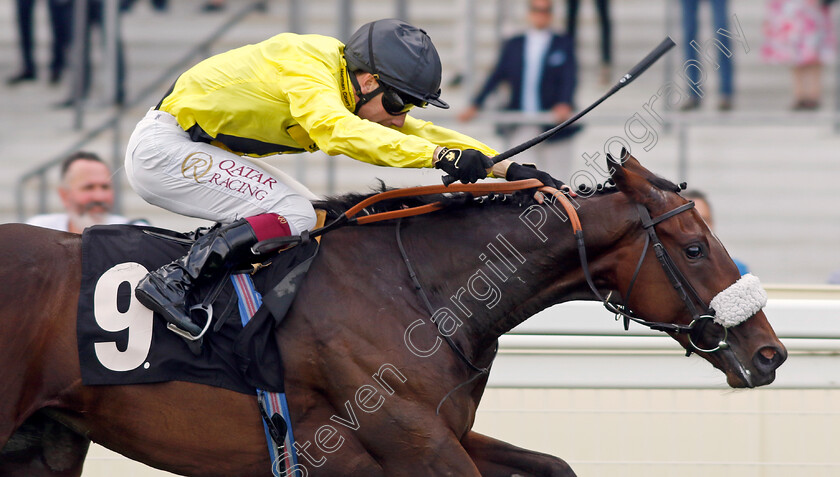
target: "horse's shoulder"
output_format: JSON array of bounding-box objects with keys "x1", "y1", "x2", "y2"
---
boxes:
[
  {"x1": 3, "y1": 222, "x2": 67, "y2": 236},
  {"x1": 0, "y1": 223, "x2": 81, "y2": 255}
]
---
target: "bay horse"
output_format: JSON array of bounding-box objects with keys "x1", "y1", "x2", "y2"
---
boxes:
[{"x1": 0, "y1": 154, "x2": 786, "y2": 476}]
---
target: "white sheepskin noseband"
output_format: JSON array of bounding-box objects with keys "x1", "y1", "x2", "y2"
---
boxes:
[{"x1": 709, "y1": 273, "x2": 767, "y2": 328}]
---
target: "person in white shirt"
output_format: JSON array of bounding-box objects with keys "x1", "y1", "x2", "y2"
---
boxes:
[
  {"x1": 27, "y1": 151, "x2": 141, "y2": 233},
  {"x1": 459, "y1": 0, "x2": 580, "y2": 180}
]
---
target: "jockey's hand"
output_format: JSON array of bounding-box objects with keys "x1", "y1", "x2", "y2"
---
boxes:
[
  {"x1": 434, "y1": 147, "x2": 493, "y2": 184},
  {"x1": 505, "y1": 162, "x2": 576, "y2": 198},
  {"x1": 506, "y1": 162, "x2": 563, "y2": 188}
]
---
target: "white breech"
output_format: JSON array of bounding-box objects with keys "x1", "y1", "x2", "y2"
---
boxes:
[{"x1": 125, "y1": 109, "x2": 319, "y2": 235}]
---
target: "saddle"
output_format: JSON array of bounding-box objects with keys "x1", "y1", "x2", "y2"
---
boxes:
[{"x1": 75, "y1": 220, "x2": 321, "y2": 395}]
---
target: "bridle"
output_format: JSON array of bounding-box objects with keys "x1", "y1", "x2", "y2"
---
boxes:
[{"x1": 559, "y1": 193, "x2": 729, "y2": 355}]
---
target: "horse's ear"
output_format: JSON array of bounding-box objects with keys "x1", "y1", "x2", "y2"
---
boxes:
[
  {"x1": 608, "y1": 151, "x2": 660, "y2": 205},
  {"x1": 607, "y1": 152, "x2": 626, "y2": 182},
  {"x1": 611, "y1": 148, "x2": 660, "y2": 183},
  {"x1": 618, "y1": 147, "x2": 643, "y2": 171},
  {"x1": 606, "y1": 148, "x2": 641, "y2": 177}
]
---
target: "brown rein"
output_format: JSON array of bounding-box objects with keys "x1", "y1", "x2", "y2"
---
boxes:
[
  {"x1": 350, "y1": 181, "x2": 582, "y2": 227},
  {"x1": 251, "y1": 179, "x2": 579, "y2": 255},
  {"x1": 347, "y1": 179, "x2": 553, "y2": 224}
]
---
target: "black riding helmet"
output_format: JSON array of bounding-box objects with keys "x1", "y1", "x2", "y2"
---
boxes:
[{"x1": 344, "y1": 19, "x2": 449, "y2": 111}]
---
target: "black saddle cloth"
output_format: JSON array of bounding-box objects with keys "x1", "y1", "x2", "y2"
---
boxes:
[{"x1": 76, "y1": 224, "x2": 318, "y2": 394}]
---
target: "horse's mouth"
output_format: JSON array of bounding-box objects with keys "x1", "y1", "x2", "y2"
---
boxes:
[
  {"x1": 723, "y1": 350, "x2": 757, "y2": 388},
  {"x1": 721, "y1": 344, "x2": 786, "y2": 388},
  {"x1": 727, "y1": 367, "x2": 776, "y2": 389}
]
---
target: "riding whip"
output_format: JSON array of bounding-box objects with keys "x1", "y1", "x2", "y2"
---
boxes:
[{"x1": 442, "y1": 36, "x2": 676, "y2": 186}]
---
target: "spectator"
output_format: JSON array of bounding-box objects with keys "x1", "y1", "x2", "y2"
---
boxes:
[
  {"x1": 7, "y1": 0, "x2": 73, "y2": 85},
  {"x1": 683, "y1": 190, "x2": 749, "y2": 275},
  {"x1": 27, "y1": 151, "x2": 142, "y2": 233},
  {"x1": 565, "y1": 0, "x2": 613, "y2": 84},
  {"x1": 762, "y1": 0, "x2": 835, "y2": 111},
  {"x1": 57, "y1": 0, "x2": 129, "y2": 107},
  {"x1": 680, "y1": 0, "x2": 735, "y2": 111},
  {"x1": 459, "y1": 0, "x2": 580, "y2": 181}
]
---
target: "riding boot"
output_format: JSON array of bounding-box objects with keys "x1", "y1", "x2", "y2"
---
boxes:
[{"x1": 135, "y1": 219, "x2": 259, "y2": 336}]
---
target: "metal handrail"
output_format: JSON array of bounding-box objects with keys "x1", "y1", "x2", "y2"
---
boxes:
[{"x1": 14, "y1": 0, "x2": 268, "y2": 222}]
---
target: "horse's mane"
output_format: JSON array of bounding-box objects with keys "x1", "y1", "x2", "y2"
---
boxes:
[
  {"x1": 576, "y1": 174, "x2": 683, "y2": 196},
  {"x1": 646, "y1": 175, "x2": 683, "y2": 194},
  {"x1": 315, "y1": 175, "x2": 683, "y2": 220}
]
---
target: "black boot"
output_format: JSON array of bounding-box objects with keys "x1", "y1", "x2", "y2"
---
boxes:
[{"x1": 135, "y1": 219, "x2": 258, "y2": 337}]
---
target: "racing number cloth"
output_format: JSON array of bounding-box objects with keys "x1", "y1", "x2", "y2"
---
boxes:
[{"x1": 76, "y1": 224, "x2": 316, "y2": 394}]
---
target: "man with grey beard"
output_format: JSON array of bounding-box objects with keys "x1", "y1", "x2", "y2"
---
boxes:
[{"x1": 26, "y1": 151, "x2": 144, "y2": 233}]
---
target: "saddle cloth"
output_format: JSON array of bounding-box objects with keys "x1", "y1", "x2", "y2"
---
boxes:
[{"x1": 75, "y1": 224, "x2": 318, "y2": 394}]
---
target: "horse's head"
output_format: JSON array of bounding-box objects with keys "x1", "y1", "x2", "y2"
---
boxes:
[{"x1": 605, "y1": 152, "x2": 786, "y2": 388}]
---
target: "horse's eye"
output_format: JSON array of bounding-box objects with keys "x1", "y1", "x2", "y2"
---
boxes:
[{"x1": 685, "y1": 245, "x2": 704, "y2": 259}]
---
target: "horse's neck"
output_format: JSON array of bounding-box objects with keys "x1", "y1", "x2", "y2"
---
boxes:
[{"x1": 407, "y1": 193, "x2": 631, "y2": 358}]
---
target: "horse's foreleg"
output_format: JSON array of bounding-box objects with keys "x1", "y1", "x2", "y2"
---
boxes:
[
  {"x1": 461, "y1": 430, "x2": 576, "y2": 477},
  {"x1": 0, "y1": 447, "x2": 87, "y2": 477},
  {"x1": 0, "y1": 412, "x2": 90, "y2": 477},
  {"x1": 376, "y1": 431, "x2": 483, "y2": 477}
]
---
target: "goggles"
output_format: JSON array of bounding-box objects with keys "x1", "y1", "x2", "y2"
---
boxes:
[
  {"x1": 348, "y1": 71, "x2": 427, "y2": 116},
  {"x1": 380, "y1": 86, "x2": 427, "y2": 116}
]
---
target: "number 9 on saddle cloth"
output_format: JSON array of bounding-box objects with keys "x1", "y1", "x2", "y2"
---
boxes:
[{"x1": 75, "y1": 224, "x2": 318, "y2": 395}]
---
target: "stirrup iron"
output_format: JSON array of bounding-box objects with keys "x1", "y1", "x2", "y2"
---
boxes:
[{"x1": 167, "y1": 304, "x2": 214, "y2": 341}]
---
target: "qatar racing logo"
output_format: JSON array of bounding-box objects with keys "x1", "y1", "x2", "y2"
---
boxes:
[{"x1": 181, "y1": 152, "x2": 213, "y2": 183}]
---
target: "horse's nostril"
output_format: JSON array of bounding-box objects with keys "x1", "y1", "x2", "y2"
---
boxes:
[
  {"x1": 760, "y1": 347, "x2": 776, "y2": 361},
  {"x1": 754, "y1": 345, "x2": 787, "y2": 374}
]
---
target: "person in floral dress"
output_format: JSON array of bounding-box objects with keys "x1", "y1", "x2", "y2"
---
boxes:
[{"x1": 762, "y1": 0, "x2": 836, "y2": 110}]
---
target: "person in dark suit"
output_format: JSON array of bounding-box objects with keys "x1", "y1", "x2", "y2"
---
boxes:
[
  {"x1": 7, "y1": 0, "x2": 73, "y2": 85},
  {"x1": 56, "y1": 0, "x2": 130, "y2": 108},
  {"x1": 565, "y1": 0, "x2": 612, "y2": 84},
  {"x1": 459, "y1": 0, "x2": 579, "y2": 180}
]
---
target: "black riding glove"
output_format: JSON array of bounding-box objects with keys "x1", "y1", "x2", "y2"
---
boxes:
[
  {"x1": 505, "y1": 162, "x2": 565, "y2": 189},
  {"x1": 434, "y1": 148, "x2": 493, "y2": 184}
]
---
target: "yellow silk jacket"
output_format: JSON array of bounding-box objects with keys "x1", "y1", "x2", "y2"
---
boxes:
[{"x1": 159, "y1": 33, "x2": 496, "y2": 168}]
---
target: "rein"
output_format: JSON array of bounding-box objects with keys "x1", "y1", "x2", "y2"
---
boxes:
[
  {"x1": 395, "y1": 218, "x2": 495, "y2": 415},
  {"x1": 251, "y1": 180, "x2": 545, "y2": 254},
  {"x1": 386, "y1": 185, "x2": 574, "y2": 413}
]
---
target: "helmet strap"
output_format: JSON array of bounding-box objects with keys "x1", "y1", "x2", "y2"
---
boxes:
[
  {"x1": 367, "y1": 22, "x2": 378, "y2": 74},
  {"x1": 348, "y1": 72, "x2": 383, "y2": 114}
]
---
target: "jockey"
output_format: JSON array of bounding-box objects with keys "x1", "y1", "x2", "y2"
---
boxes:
[{"x1": 125, "y1": 19, "x2": 562, "y2": 337}]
